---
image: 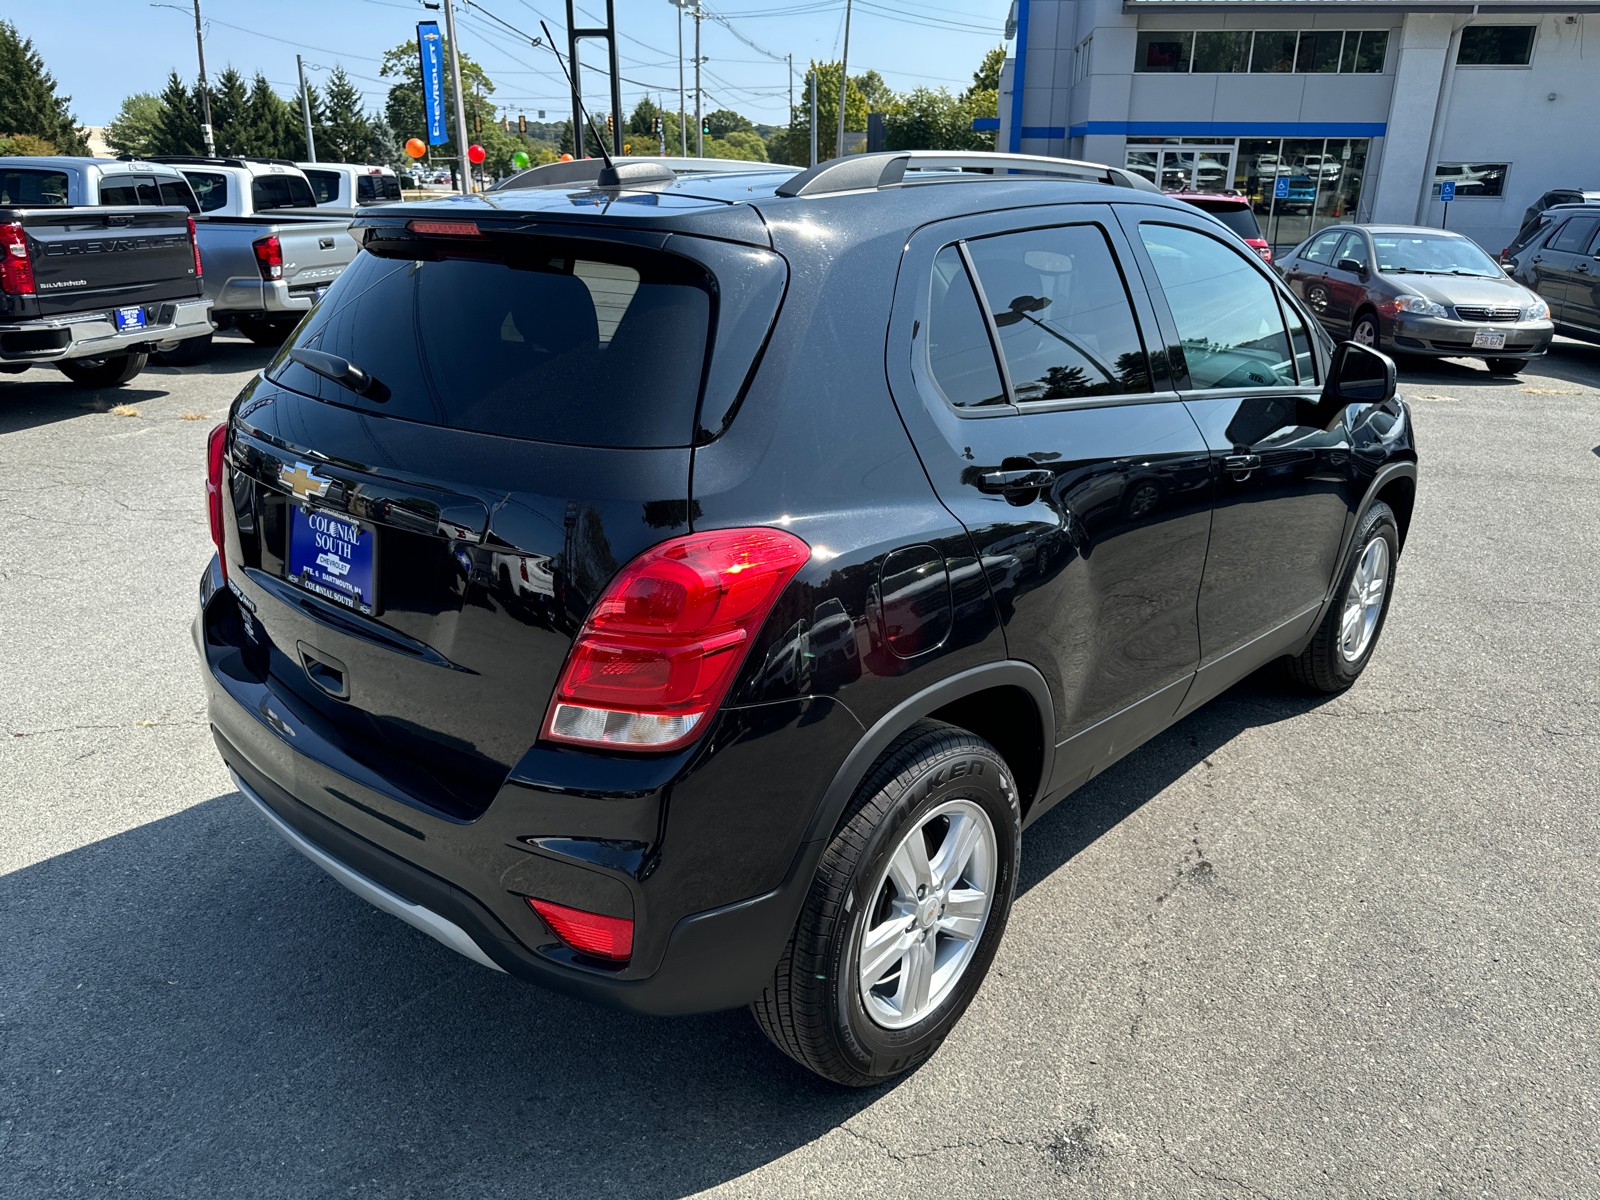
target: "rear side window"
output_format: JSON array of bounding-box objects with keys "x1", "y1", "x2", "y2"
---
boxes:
[
  {"x1": 252, "y1": 174, "x2": 316, "y2": 210},
  {"x1": 1301, "y1": 229, "x2": 1344, "y2": 264},
  {"x1": 927, "y1": 246, "x2": 1006, "y2": 408},
  {"x1": 965, "y1": 224, "x2": 1152, "y2": 401},
  {"x1": 1139, "y1": 223, "x2": 1295, "y2": 390},
  {"x1": 158, "y1": 178, "x2": 199, "y2": 211},
  {"x1": 0, "y1": 169, "x2": 68, "y2": 205},
  {"x1": 1548, "y1": 217, "x2": 1600, "y2": 254},
  {"x1": 272, "y1": 239, "x2": 714, "y2": 447},
  {"x1": 185, "y1": 171, "x2": 228, "y2": 212},
  {"x1": 304, "y1": 169, "x2": 342, "y2": 204}
]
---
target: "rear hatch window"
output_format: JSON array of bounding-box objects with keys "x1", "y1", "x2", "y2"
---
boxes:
[
  {"x1": 1, "y1": 169, "x2": 68, "y2": 205},
  {"x1": 269, "y1": 230, "x2": 714, "y2": 447}
]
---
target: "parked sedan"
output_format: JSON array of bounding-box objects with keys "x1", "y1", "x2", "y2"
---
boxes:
[{"x1": 1279, "y1": 224, "x2": 1553, "y2": 374}]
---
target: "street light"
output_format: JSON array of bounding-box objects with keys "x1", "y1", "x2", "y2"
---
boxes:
[{"x1": 668, "y1": 0, "x2": 690, "y2": 156}]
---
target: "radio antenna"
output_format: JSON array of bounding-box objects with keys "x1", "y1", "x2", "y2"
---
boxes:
[{"x1": 540, "y1": 20, "x2": 614, "y2": 171}]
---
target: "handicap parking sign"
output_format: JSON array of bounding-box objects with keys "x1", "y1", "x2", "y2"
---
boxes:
[
  {"x1": 1274, "y1": 176, "x2": 1289, "y2": 199},
  {"x1": 1440, "y1": 180, "x2": 1456, "y2": 203}
]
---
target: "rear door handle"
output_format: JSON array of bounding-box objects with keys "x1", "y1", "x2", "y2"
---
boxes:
[{"x1": 979, "y1": 469, "x2": 1054, "y2": 493}]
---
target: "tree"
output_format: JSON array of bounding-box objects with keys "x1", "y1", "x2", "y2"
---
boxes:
[
  {"x1": 971, "y1": 46, "x2": 1006, "y2": 94},
  {"x1": 850, "y1": 70, "x2": 896, "y2": 112},
  {"x1": 0, "y1": 134, "x2": 59, "y2": 157},
  {"x1": 209, "y1": 68, "x2": 249, "y2": 156},
  {"x1": 627, "y1": 96, "x2": 661, "y2": 140},
  {"x1": 0, "y1": 21, "x2": 90, "y2": 155},
  {"x1": 104, "y1": 93, "x2": 164, "y2": 157},
  {"x1": 703, "y1": 130, "x2": 767, "y2": 162},
  {"x1": 244, "y1": 73, "x2": 295, "y2": 159},
  {"x1": 774, "y1": 61, "x2": 868, "y2": 166},
  {"x1": 321, "y1": 66, "x2": 371, "y2": 162},
  {"x1": 379, "y1": 37, "x2": 493, "y2": 160},
  {"x1": 149, "y1": 71, "x2": 203, "y2": 155},
  {"x1": 366, "y1": 113, "x2": 400, "y2": 170},
  {"x1": 705, "y1": 108, "x2": 752, "y2": 139},
  {"x1": 882, "y1": 86, "x2": 998, "y2": 153}
]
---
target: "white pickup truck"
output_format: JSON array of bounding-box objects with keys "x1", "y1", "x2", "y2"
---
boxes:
[
  {"x1": 143, "y1": 156, "x2": 361, "y2": 360},
  {"x1": 297, "y1": 162, "x2": 402, "y2": 209}
]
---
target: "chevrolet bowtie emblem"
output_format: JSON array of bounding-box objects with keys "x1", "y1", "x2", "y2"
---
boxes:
[{"x1": 281, "y1": 462, "x2": 332, "y2": 501}]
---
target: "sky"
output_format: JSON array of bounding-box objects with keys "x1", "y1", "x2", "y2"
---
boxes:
[{"x1": 19, "y1": 0, "x2": 1010, "y2": 130}]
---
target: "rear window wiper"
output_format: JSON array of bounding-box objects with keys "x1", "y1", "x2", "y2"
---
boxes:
[{"x1": 288, "y1": 348, "x2": 391, "y2": 402}]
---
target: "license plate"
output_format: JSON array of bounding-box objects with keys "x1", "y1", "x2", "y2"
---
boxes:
[
  {"x1": 1472, "y1": 331, "x2": 1507, "y2": 350},
  {"x1": 114, "y1": 306, "x2": 145, "y2": 332},
  {"x1": 287, "y1": 506, "x2": 378, "y2": 615}
]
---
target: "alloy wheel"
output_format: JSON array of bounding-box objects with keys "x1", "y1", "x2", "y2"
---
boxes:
[
  {"x1": 1353, "y1": 318, "x2": 1377, "y2": 347},
  {"x1": 856, "y1": 799, "x2": 997, "y2": 1030},
  {"x1": 1339, "y1": 535, "x2": 1389, "y2": 661}
]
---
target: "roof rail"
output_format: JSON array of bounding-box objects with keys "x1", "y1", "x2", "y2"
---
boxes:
[
  {"x1": 491, "y1": 155, "x2": 796, "y2": 192},
  {"x1": 773, "y1": 151, "x2": 1163, "y2": 199},
  {"x1": 127, "y1": 154, "x2": 303, "y2": 170}
]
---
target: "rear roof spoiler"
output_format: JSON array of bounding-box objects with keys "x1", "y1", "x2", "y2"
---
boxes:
[{"x1": 772, "y1": 151, "x2": 1164, "y2": 198}]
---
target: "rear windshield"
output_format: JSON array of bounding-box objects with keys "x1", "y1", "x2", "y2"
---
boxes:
[
  {"x1": 356, "y1": 174, "x2": 401, "y2": 203},
  {"x1": 185, "y1": 171, "x2": 228, "y2": 212},
  {"x1": 269, "y1": 237, "x2": 714, "y2": 447},
  {"x1": 304, "y1": 169, "x2": 342, "y2": 204},
  {"x1": 1192, "y1": 204, "x2": 1261, "y2": 241},
  {"x1": 252, "y1": 173, "x2": 316, "y2": 210},
  {"x1": 1, "y1": 169, "x2": 69, "y2": 205}
]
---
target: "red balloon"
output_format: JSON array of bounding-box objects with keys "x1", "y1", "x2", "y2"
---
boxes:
[
  {"x1": 467, "y1": 143, "x2": 486, "y2": 165},
  {"x1": 404, "y1": 137, "x2": 426, "y2": 159}
]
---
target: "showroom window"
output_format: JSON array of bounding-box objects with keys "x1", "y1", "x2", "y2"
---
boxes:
[
  {"x1": 1457, "y1": 26, "x2": 1536, "y2": 66},
  {"x1": 1134, "y1": 29, "x2": 1388, "y2": 74},
  {"x1": 1431, "y1": 163, "x2": 1509, "y2": 198}
]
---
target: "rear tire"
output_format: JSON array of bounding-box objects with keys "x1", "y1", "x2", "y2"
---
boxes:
[
  {"x1": 1485, "y1": 358, "x2": 1524, "y2": 375},
  {"x1": 152, "y1": 333, "x2": 213, "y2": 366},
  {"x1": 56, "y1": 352, "x2": 146, "y2": 387},
  {"x1": 236, "y1": 317, "x2": 296, "y2": 347},
  {"x1": 750, "y1": 721, "x2": 1020, "y2": 1087},
  {"x1": 1289, "y1": 501, "x2": 1399, "y2": 693}
]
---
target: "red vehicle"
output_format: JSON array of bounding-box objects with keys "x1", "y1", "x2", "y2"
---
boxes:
[{"x1": 1167, "y1": 191, "x2": 1271, "y2": 263}]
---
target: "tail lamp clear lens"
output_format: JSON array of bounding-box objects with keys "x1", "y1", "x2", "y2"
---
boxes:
[
  {"x1": 0, "y1": 222, "x2": 36, "y2": 295},
  {"x1": 252, "y1": 234, "x2": 283, "y2": 281},
  {"x1": 543, "y1": 527, "x2": 811, "y2": 752},
  {"x1": 206, "y1": 423, "x2": 228, "y2": 580},
  {"x1": 528, "y1": 897, "x2": 633, "y2": 961}
]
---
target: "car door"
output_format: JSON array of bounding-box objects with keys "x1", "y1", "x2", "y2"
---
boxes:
[
  {"x1": 1119, "y1": 210, "x2": 1352, "y2": 714},
  {"x1": 885, "y1": 204, "x2": 1215, "y2": 803},
  {"x1": 1286, "y1": 228, "x2": 1347, "y2": 334},
  {"x1": 1320, "y1": 231, "x2": 1370, "y2": 331},
  {"x1": 1535, "y1": 214, "x2": 1600, "y2": 320},
  {"x1": 1563, "y1": 222, "x2": 1600, "y2": 333}
]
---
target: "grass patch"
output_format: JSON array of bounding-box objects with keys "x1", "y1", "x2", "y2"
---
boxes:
[
  {"x1": 180, "y1": 413, "x2": 208, "y2": 421},
  {"x1": 109, "y1": 405, "x2": 140, "y2": 417}
]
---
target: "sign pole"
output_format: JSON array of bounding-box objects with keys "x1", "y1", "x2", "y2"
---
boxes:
[
  {"x1": 1440, "y1": 179, "x2": 1455, "y2": 227},
  {"x1": 296, "y1": 55, "x2": 317, "y2": 163}
]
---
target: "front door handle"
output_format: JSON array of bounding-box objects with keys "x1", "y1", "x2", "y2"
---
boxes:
[
  {"x1": 979, "y1": 468, "x2": 1054, "y2": 493},
  {"x1": 1223, "y1": 453, "x2": 1262, "y2": 477}
]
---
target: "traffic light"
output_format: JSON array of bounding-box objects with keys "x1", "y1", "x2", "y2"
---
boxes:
[
  {"x1": 518, "y1": 113, "x2": 526, "y2": 134},
  {"x1": 606, "y1": 113, "x2": 614, "y2": 135},
  {"x1": 474, "y1": 111, "x2": 481, "y2": 134},
  {"x1": 700, "y1": 116, "x2": 710, "y2": 136}
]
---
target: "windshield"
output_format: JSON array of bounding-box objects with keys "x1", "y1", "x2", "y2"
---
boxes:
[
  {"x1": 268, "y1": 236, "x2": 714, "y2": 447},
  {"x1": 1372, "y1": 233, "x2": 1501, "y2": 276}
]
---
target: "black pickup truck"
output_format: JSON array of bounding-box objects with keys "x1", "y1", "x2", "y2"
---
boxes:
[{"x1": 0, "y1": 201, "x2": 212, "y2": 387}]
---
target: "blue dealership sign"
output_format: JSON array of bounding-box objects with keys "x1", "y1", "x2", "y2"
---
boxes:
[
  {"x1": 1440, "y1": 180, "x2": 1456, "y2": 203},
  {"x1": 418, "y1": 22, "x2": 447, "y2": 145},
  {"x1": 1274, "y1": 176, "x2": 1289, "y2": 200}
]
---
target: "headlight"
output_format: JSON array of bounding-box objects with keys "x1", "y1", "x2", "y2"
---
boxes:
[
  {"x1": 1523, "y1": 299, "x2": 1549, "y2": 321},
  {"x1": 1393, "y1": 295, "x2": 1448, "y2": 319}
]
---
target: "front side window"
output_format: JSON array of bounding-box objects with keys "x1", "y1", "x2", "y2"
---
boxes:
[
  {"x1": 184, "y1": 171, "x2": 229, "y2": 212},
  {"x1": 1139, "y1": 224, "x2": 1295, "y2": 390},
  {"x1": 1332, "y1": 232, "x2": 1368, "y2": 270},
  {"x1": 1432, "y1": 163, "x2": 1508, "y2": 198},
  {"x1": 928, "y1": 245, "x2": 1006, "y2": 409},
  {"x1": 0, "y1": 169, "x2": 68, "y2": 205},
  {"x1": 305, "y1": 169, "x2": 342, "y2": 204},
  {"x1": 1458, "y1": 25, "x2": 1535, "y2": 65},
  {"x1": 966, "y1": 225, "x2": 1152, "y2": 402}
]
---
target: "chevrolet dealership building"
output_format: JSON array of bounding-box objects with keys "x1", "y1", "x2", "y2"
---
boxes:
[{"x1": 988, "y1": 0, "x2": 1599, "y2": 254}]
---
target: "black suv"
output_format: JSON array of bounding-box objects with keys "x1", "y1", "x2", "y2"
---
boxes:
[
  {"x1": 1503, "y1": 202, "x2": 1600, "y2": 345},
  {"x1": 196, "y1": 152, "x2": 1417, "y2": 1087}
]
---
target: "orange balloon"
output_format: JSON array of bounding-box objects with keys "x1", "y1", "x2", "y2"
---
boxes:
[
  {"x1": 559, "y1": 153, "x2": 573, "y2": 162},
  {"x1": 405, "y1": 137, "x2": 426, "y2": 159}
]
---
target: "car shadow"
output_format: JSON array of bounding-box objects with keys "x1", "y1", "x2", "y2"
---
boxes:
[
  {"x1": 2, "y1": 667, "x2": 1335, "y2": 1197},
  {"x1": 1395, "y1": 336, "x2": 1600, "y2": 392},
  {"x1": 0, "y1": 379, "x2": 175, "y2": 434}
]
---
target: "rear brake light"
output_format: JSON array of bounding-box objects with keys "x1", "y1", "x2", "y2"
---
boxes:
[
  {"x1": 544, "y1": 527, "x2": 811, "y2": 751},
  {"x1": 207, "y1": 423, "x2": 229, "y2": 581},
  {"x1": 408, "y1": 219, "x2": 482, "y2": 237},
  {"x1": 1257, "y1": 246, "x2": 1272, "y2": 264},
  {"x1": 187, "y1": 216, "x2": 202, "y2": 278},
  {"x1": 528, "y1": 897, "x2": 633, "y2": 961},
  {"x1": 0, "y1": 223, "x2": 35, "y2": 295},
  {"x1": 252, "y1": 234, "x2": 282, "y2": 281}
]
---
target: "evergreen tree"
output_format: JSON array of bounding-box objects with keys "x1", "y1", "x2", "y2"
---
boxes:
[
  {"x1": 321, "y1": 67, "x2": 372, "y2": 163},
  {"x1": 150, "y1": 71, "x2": 203, "y2": 155},
  {"x1": 627, "y1": 96, "x2": 661, "y2": 140},
  {"x1": 285, "y1": 83, "x2": 327, "y2": 160},
  {"x1": 209, "y1": 68, "x2": 249, "y2": 157},
  {"x1": 0, "y1": 21, "x2": 90, "y2": 154},
  {"x1": 244, "y1": 73, "x2": 294, "y2": 158},
  {"x1": 366, "y1": 112, "x2": 399, "y2": 169},
  {"x1": 104, "y1": 93, "x2": 164, "y2": 157}
]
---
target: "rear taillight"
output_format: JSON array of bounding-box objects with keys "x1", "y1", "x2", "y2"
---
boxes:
[
  {"x1": 1256, "y1": 245, "x2": 1272, "y2": 264},
  {"x1": 187, "y1": 216, "x2": 202, "y2": 278},
  {"x1": 252, "y1": 234, "x2": 282, "y2": 281},
  {"x1": 206, "y1": 423, "x2": 228, "y2": 580},
  {"x1": 0, "y1": 222, "x2": 35, "y2": 295},
  {"x1": 528, "y1": 897, "x2": 633, "y2": 961},
  {"x1": 544, "y1": 527, "x2": 811, "y2": 751}
]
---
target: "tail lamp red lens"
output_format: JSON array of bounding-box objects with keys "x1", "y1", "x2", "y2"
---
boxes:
[
  {"x1": 187, "y1": 216, "x2": 203, "y2": 278},
  {"x1": 407, "y1": 219, "x2": 482, "y2": 237},
  {"x1": 528, "y1": 897, "x2": 633, "y2": 961},
  {"x1": 252, "y1": 234, "x2": 283, "y2": 281},
  {"x1": 206, "y1": 423, "x2": 229, "y2": 580},
  {"x1": 544, "y1": 527, "x2": 811, "y2": 751},
  {"x1": 0, "y1": 222, "x2": 35, "y2": 295},
  {"x1": 1256, "y1": 245, "x2": 1272, "y2": 264}
]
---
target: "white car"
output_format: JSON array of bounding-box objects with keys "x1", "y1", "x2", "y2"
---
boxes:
[{"x1": 297, "y1": 162, "x2": 403, "y2": 208}]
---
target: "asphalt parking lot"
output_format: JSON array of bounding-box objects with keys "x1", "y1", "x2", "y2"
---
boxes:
[{"x1": 3, "y1": 334, "x2": 1598, "y2": 1199}]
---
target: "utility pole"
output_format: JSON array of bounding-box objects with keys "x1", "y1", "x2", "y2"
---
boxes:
[
  {"x1": 191, "y1": 0, "x2": 215, "y2": 156},
  {"x1": 693, "y1": 0, "x2": 704, "y2": 158},
  {"x1": 670, "y1": 0, "x2": 688, "y2": 156},
  {"x1": 809, "y1": 70, "x2": 817, "y2": 167},
  {"x1": 296, "y1": 55, "x2": 316, "y2": 162},
  {"x1": 836, "y1": 0, "x2": 853, "y2": 159},
  {"x1": 787, "y1": 53, "x2": 793, "y2": 118},
  {"x1": 441, "y1": 0, "x2": 472, "y2": 192}
]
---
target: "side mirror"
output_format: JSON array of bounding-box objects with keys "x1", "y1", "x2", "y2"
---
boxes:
[
  {"x1": 1337, "y1": 257, "x2": 1367, "y2": 275},
  {"x1": 1328, "y1": 341, "x2": 1397, "y2": 404}
]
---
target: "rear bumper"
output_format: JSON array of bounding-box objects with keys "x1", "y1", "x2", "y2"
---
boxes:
[
  {"x1": 0, "y1": 297, "x2": 212, "y2": 362},
  {"x1": 211, "y1": 273, "x2": 342, "y2": 319},
  {"x1": 194, "y1": 556, "x2": 842, "y2": 1015}
]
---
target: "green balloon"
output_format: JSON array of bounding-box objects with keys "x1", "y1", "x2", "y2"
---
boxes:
[{"x1": 512, "y1": 150, "x2": 530, "y2": 170}]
